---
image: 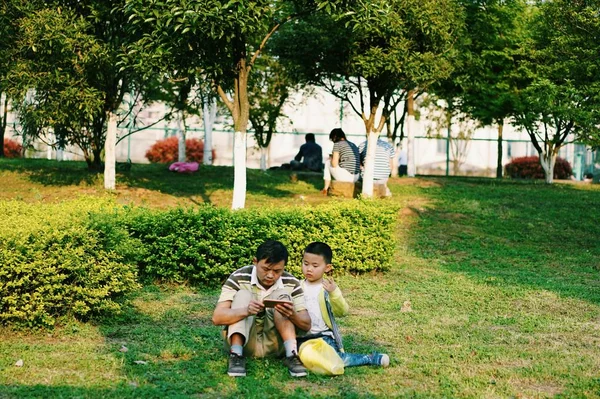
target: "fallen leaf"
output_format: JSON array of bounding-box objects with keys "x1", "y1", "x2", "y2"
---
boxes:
[
  {"x1": 133, "y1": 360, "x2": 147, "y2": 365},
  {"x1": 405, "y1": 335, "x2": 413, "y2": 343},
  {"x1": 15, "y1": 359, "x2": 23, "y2": 367},
  {"x1": 119, "y1": 345, "x2": 129, "y2": 353},
  {"x1": 401, "y1": 300, "x2": 412, "y2": 312}
]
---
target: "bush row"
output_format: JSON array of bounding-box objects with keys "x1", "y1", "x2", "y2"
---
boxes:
[
  {"x1": 145, "y1": 136, "x2": 216, "y2": 164},
  {"x1": 0, "y1": 199, "x2": 141, "y2": 328},
  {"x1": 505, "y1": 156, "x2": 572, "y2": 179},
  {"x1": 3, "y1": 138, "x2": 22, "y2": 158},
  {"x1": 1, "y1": 198, "x2": 398, "y2": 328}
]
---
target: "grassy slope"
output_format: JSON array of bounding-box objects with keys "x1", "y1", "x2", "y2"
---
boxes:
[{"x1": 1, "y1": 159, "x2": 599, "y2": 398}]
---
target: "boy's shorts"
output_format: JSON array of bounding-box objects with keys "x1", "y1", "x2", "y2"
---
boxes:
[{"x1": 222, "y1": 289, "x2": 291, "y2": 358}]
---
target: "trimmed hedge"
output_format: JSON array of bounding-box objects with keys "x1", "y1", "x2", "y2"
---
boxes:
[
  {"x1": 124, "y1": 201, "x2": 399, "y2": 285},
  {"x1": 505, "y1": 156, "x2": 572, "y2": 179},
  {"x1": 145, "y1": 136, "x2": 216, "y2": 164},
  {"x1": 3, "y1": 138, "x2": 22, "y2": 158},
  {"x1": 0, "y1": 199, "x2": 142, "y2": 328},
  {"x1": 1, "y1": 198, "x2": 398, "y2": 327}
]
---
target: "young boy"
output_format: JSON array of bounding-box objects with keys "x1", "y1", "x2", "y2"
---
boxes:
[
  {"x1": 212, "y1": 240, "x2": 311, "y2": 377},
  {"x1": 298, "y1": 241, "x2": 389, "y2": 368}
]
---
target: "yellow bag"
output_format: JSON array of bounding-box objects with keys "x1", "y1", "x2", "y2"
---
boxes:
[{"x1": 298, "y1": 338, "x2": 345, "y2": 375}]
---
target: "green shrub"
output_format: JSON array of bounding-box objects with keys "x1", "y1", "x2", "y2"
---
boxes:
[
  {"x1": 505, "y1": 156, "x2": 572, "y2": 179},
  {"x1": 124, "y1": 200, "x2": 399, "y2": 285},
  {"x1": 0, "y1": 198, "x2": 141, "y2": 328},
  {"x1": 0, "y1": 197, "x2": 399, "y2": 327}
]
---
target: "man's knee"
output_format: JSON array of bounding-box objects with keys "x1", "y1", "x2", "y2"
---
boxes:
[{"x1": 231, "y1": 290, "x2": 253, "y2": 309}]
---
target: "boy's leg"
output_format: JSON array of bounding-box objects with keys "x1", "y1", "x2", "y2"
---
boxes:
[{"x1": 321, "y1": 335, "x2": 389, "y2": 368}]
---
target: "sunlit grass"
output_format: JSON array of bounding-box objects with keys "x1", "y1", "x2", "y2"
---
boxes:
[{"x1": 1, "y1": 159, "x2": 599, "y2": 398}]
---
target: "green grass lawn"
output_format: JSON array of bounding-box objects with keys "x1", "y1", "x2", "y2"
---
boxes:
[{"x1": 1, "y1": 159, "x2": 599, "y2": 398}]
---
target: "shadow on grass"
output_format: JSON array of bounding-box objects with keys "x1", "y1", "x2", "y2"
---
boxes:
[
  {"x1": 0, "y1": 158, "x2": 323, "y2": 201},
  {"x1": 0, "y1": 158, "x2": 100, "y2": 186},
  {"x1": 405, "y1": 177, "x2": 600, "y2": 305},
  {"x1": 0, "y1": 284, "x2": 393, "y2": 399}
]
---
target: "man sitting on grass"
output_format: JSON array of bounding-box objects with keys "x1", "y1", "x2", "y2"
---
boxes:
[{"x1": 212, "y1": 240, "x2": 311, "y2": 377}]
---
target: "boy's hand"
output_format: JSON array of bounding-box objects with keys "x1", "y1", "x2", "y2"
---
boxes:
[
  {"x1": 247, "y1": 299, "x2": 265, "y2": 316},
  {"x1": 274, "y1": 302, "x2": 294, "y2": 318},
  {"x1": 322, "y1": 277, "x2": 337, "y2": 292}
]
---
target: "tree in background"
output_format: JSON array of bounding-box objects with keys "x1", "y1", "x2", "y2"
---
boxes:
[
  {"x1": 275, "y1": 0, "x2": 463, "y2": 196},
  {"x1": 429, "y1": 0, "x2": 527, "y2": 179},
  {"x1": 248, "y1": 54, "x2": 303, "y2": 171},
  {"x1": 0, "y1": 0, "x2": 28, "y2": 158},
  {"x1": 6, "y1": 1, "x2": 137, "y2": 179},
  {"x1": 125, "y1": 0, "x2": 320, "y2": 209},
  {"x1": 511, "y1": 0, "x2": 600, "y2": 183}
]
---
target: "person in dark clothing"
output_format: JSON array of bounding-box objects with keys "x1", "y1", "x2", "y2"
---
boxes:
[{"x1": 291, "y1": 133, "x2": 323, "y2": 172}]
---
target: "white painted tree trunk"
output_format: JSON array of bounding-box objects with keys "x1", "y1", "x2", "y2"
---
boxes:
[
  {"x1": 203, "y1": 99, "x2": 217, "y2": 165},
  {"x1": 46, "y1": 130, "x2": 53, "y2": 160},
  {"x1": 539, "y1": 151, "x2": 556, "y2": 184},
  {"x1": 361, "y1": 132, "x2": 378, "y2": 197},
  {"x1": 391, "y1": 146, "x2": 399, "y2": 177},
  {"x1": 407, "y1": 114, "x2": 416, "y2": 177},
  {"x1": 260, "y1": 146, "x2": 268, "y2": 171},
  {"x1": 232, "y1": 131, "x2": 247, "y2": 210},
  {"x1": 177, "y1": 112, "x2": 186, "y2": 162},
  {"x1": 104, "y1": 112, "x2": 117, "y2": 190}
]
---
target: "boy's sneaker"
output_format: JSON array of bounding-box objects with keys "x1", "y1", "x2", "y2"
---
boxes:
[
  {"x1": 372, "y1": 352, "x2": 390, "y2": 368},
  {"x1": 284, "y1": 352, "x2": 307, "y2": 377},
  {"x1": 228, "y1": 352, "x2": 246, "y2": 377}
]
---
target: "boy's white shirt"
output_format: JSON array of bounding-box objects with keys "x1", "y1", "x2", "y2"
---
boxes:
[{"x1": 302, "y1": 280, "x2": 332, "y2": 336}]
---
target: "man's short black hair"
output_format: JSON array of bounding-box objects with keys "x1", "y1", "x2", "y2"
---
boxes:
[
  {"x1": 305, "y1": 133, "x2": 316, "y2": 142},
  {"x1": 304, "y1": 241, "x2": 332, "y2": 265},
  {"x1": 256, "y1": 240, "x2": 289, "y2": 265},
  {"x1": 329, "y1": 128, "x2": 346, "y2": 142}
]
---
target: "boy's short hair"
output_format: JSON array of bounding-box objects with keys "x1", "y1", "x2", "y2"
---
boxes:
[
  {"x1": 305, "y1": 133, "x2": 316, "y2": 142},
  {"x1": 256, "y1": 240, "x2": 289, "y2": 265},
  {"x1": 304, "y1": 242, "x2": 332, "y2": 265}
]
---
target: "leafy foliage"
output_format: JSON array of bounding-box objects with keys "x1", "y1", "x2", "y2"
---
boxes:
[
  {"x1": 145, "y1": 136, "x2": 216, "y2": 164},
  {"x1": 509, "y1": 0, "x2": 600, "y2": 180},
  {"x1": 505, "y1": 156, "x2": 572, "y2": 180},
  {"x1": 123, "y1": 200, "x2": 398, "y2": 285},
  {"x1": 0, "y1": 198, "x2": 141, "y2": 328},
  {"x1": 6, "y1": 0, "x2": 137, "y2": 170}
]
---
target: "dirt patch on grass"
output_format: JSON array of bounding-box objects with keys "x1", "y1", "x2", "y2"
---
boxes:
[{"x1": 509, "y1": 379, "x2": 563, "y2": 398}]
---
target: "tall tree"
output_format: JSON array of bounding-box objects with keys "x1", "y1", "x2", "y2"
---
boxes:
[
  {"x1": 125, "y1": 0, "x2": 318, "y2": 209},
  {"x1": 511, "y1": 0, "x2": 600, "y2": 183},
  {"x1": 248, "y1": 54, "x2": 301, "y2": 171},
  {"x1": 432, "y1": 0, "x2": 527, "y2": 179},
  {"x1": 275, "y1": 0, "x2": 463, "y2": 195},
  {"x1": 7, "y1": 1, "x2": 137, "y2": 176},
  {"x1": 0, "y1": 0, "x2": 27, "y2": 157}
]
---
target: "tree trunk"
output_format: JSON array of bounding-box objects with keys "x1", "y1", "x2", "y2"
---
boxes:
[
  {"x1": 406, "y1": 90, "x2": 416, "y2": 177},
  {"x1": 539, "y1": 151, "x2": 556, "y2": 184},
  {"x1": 177, "y1": 111, "x2": 186, "y2": 162},
  {"x1": 496, "y1": 120, "x2": 504, "y2": 179},
  {"x1": 260, "y1": 146, "x2": 268, "y2": 171},
  {"x1": 203, "y1": 98, "x2": 217, "y2": 165},
  {"x1": 361, "y1": 131, "x2": 378, "y2": 197},
  {"x1": 232, "y1": 131, "x2": 247, "y2": 209},
  {"x1": 231, "y1": 64, "x2": 250, "y2": 210},
  {"x1": 0, "y1": 93, "x2": 7, "y2": 158},
  {"x1": 104, "y1": 112, "x2": 117, "y2": 189}
]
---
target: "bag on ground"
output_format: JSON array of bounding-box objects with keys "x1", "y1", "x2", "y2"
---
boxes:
[{"x1": 298, "y1": 338, "x2": 344, "y2": 375}]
